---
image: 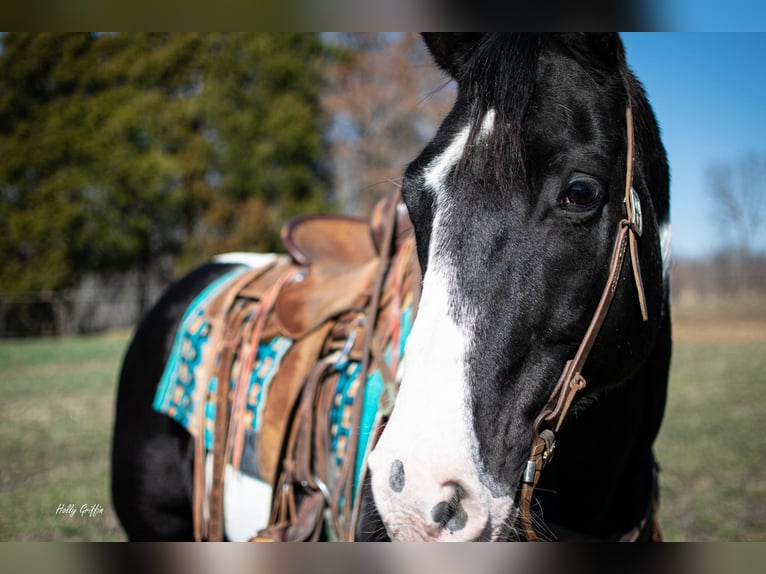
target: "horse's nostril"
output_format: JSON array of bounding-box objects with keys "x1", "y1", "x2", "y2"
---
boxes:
[{"x1": 430, "y1": 484, "x2": 468, "y2": 533}]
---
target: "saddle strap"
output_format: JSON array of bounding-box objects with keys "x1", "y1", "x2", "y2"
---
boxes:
[
  {"x1": 208, "y1": 303, "x2": 254, "y2": 541},
  {"x1": 332, "y1": 190, "x2": 400, "y2": 541},
  {"x1": 227, "y1": 270, "x2": 295, "y2": 472},
  {"x1": 193, "y1": 262, "x2": 279, "y2": 542},
  {"x1": 256, "y1": 360, "x2": 336, "y2": 542},
  {"x1": 254, "y1": 190, "x2": 405, "y2": 542}
]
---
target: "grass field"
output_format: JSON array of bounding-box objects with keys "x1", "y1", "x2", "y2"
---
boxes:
[
  {"x1": 0, "y1": 314, "x2": 764, "y2": 541},
  {"x1": 0, "y1": 331, "x2": 129, "y2": 541},
  {"x1": 655, "y1": 318, "x2": 766, "y2": 541}
]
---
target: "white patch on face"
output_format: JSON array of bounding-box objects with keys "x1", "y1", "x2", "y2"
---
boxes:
[
  {"x1": 368, "y1": 111, "x2": 514, "y2": 541},
  {"x1": 368, "y1": 236, "x2": 514, "y2": 540},
  {"x1": 659, "y1": 222, "x2": 672, "y2": 291},
  {"x1": 423, "y1": 108, "x2": 495, "y2": 195},
  {"x1": 424, "y1": 127, "x2": 471, "y2": 194},
  {"x1": 480, "y1": 108, "x2": 496, "y2": 139}
]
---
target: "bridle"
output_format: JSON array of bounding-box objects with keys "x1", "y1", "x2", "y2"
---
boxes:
[{"x1": 517, "y1": 105, "x2": 649, "y2": 541}]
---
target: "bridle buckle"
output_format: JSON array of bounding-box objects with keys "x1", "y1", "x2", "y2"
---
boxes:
[{"x1": 627, "y1": 187, "x2": 643, "y2": 237}]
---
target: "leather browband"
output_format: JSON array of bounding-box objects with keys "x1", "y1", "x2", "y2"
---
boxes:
[{"x1": 517, "y1": 106, "x2": 649, "y2": 541}]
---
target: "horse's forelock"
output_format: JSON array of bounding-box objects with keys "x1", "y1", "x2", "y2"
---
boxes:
[{"x1": 455, "y1": 34, "x2": 540, "y2": 190}]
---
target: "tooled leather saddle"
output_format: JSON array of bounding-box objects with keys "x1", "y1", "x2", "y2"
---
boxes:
[{"x1": 191, "y1": 190, "x2": 419, "y2": 542}]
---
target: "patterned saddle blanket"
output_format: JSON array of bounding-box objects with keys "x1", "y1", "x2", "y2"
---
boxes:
[{"x1": 152, "y1": 263, "x2": 415, "y2": 483}]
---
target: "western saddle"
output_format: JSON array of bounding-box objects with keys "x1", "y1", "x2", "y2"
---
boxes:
[{"x1": 192, "y1": 190, "x2": 419, "y2": 542}]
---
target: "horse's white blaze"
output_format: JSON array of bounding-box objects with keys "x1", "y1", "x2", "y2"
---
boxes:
[
  {"x1": 424, "y1": 127, "x2": 472, "y2": 193},
  {"x1": 369, "y1": 249, "x2": 492, "y2": 539},
  {"x1": 659, "y1": 223, "x2": 672, "y2": 291},
  {"x1": 423, "y1": 108, "x2": 495, "y2": 194},
  {"x1": 369, "y1": 113, "x2": 514, "y2": 540},
  {"x1": 480, "y1": 108, "x2": 496, "y2": 138}
]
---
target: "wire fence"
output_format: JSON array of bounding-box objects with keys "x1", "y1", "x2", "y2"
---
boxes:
[
  {"x1": 3, "y1": 254, "x2": 764, "y2": 337},
  {"x1": 0, "y1": 271, "x2": 169, "y2": 337}
]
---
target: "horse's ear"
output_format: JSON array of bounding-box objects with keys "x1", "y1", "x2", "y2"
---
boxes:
[
  {"x1": 422, "y1": 33, "x2": 485, "y2": 80},
  {"x1": 558, "y1": 33, "x2": 626, "y2": 74}
]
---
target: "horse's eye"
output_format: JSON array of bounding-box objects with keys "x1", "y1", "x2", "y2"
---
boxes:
[{"x1": 562, "y1": 179, "x2": 599, "y2": 209}]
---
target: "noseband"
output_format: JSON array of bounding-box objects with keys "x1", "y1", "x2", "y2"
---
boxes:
[{"x1": 517, "y1": 106, "x2": 649, "y2": 540}]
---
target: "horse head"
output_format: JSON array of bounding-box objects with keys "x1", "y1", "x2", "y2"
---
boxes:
[{"x1": 367, "y1": 33, "x2": 671, "y2": 541}]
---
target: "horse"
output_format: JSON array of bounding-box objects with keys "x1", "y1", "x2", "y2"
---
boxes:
[{"x1": 111, "y1": 32, "x2": 671, "y2": 542}]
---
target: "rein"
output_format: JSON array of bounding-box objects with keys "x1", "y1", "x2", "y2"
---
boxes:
[{"x1": 517, "y1": 106, "x2": 649, "y2": 541}]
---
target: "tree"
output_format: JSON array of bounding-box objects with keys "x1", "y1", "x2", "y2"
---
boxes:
[
  {"x1": 705, "y1": 152, "x2": 766, "y2": 299},
  {"x1": 0, "y1": 33, "x2": 216, "y2": 314},
  {"x1": 176, "y1": 33, "x2": 333, "y2": 272},
  {"x1": 0, "y1": 33, "x2": 333, "y2": 325},
  {"x1": 708, "y1": 152, "x2": 766, "y2": 256},
  {"x1": 321, "y1": 33, "x2": 455, "y2": 215}
]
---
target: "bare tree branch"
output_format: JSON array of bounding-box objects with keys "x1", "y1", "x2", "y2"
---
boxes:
[
  {"x1": 707, "y1": 152, "x2": 766, "y2": 255},
  {"x1": 321, "y1": 33, "x2": 455, "y2": 215}
]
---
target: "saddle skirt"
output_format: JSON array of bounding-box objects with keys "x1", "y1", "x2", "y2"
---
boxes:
[{"x1": 152, "y1": 191, "x2": 419, "y2": 541}]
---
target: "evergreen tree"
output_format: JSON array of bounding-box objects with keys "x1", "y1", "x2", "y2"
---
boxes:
[
  {"x1": 0, "y1": 33, "x2": 332, "y2": 316},
  {"x1": 177, "y1": 33, "x2": 332, "y2": 271}
]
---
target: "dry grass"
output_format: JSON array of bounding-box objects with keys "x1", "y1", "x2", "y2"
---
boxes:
[
  {"x1": 655, "y1": 295, "x2": 766, "y2": 541},
  {"x1": 673, "y1": 319, "x2": 766, "y2": 342}
]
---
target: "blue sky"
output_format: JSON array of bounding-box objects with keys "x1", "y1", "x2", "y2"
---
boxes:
[
  {"x1": 621, "y1": 33, "x2": 766, "y2": 259},
  {"x1": 656, "y1": 1, "x2": 766, "y2": 31}
]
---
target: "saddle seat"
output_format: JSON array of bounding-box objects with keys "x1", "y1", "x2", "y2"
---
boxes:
[
  {"x1": 282, "y1": 215, "x2": 377, "y2": 266},
  {"x1": 282, "y1": 194, "x2": 414, "y2": 266}
]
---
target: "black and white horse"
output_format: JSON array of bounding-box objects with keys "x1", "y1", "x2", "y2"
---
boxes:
[{"x1": 112, "y1": 33, "x2": 671, "y2": 541}]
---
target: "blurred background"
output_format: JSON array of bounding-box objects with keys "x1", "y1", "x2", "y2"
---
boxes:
[{"x1": 0, "y1": 33, "x2": 763, "y2": 541}]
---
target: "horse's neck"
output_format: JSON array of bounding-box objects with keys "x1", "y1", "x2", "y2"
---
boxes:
[{"x1": 537, "y1": 316, "x2": 671, "y2": 540}]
